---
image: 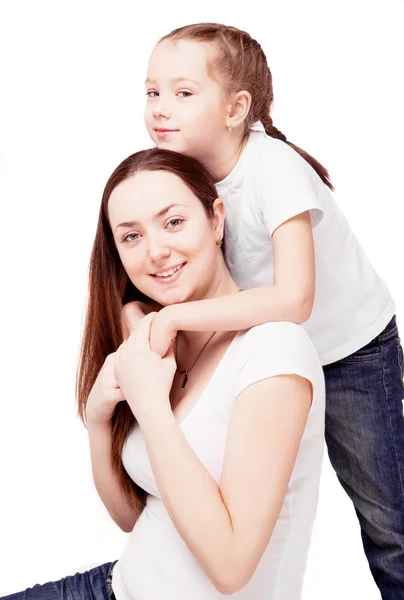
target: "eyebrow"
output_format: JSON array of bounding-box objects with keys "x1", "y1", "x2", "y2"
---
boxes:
[
  {"x1": 114, "y1": 203, "x2": 187, "y2": 233},
  {"x1": 145, "y1": 77, "x2": 201, "y2": 87}
]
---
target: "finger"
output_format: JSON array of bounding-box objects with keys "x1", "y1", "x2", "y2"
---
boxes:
[
  {"x1": 114, "y1": 343, "x2": 123, "y2": 378},
  {"x1": 110, "y1": 389, "x2": 125, "y2": 402},
  {"x1": 164, "y1": 341, "x2": 176, "y2": 363},
  {"x1": 121, "y1": 302, "x2": 145, "y2": 337},
  {"x1": 130, "y1": 311, "x2": 157, "y2": 346},
  {"x1": 160, "y1": 329, "x2": 178, "y2": 358}
]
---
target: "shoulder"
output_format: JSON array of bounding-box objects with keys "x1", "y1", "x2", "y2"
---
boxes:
[
  {"x1": 247, "y1": 132, "x2": 307, "y2": 174},
  {"x1": 241, "y1": 321, "x2": 315, "y2": 353},
  {"x1": 247, "y1": 132, "x2": 323, "y2": 198},
  {"x1": 234, "y1": 322, "x2": 323, "y2": 394}
]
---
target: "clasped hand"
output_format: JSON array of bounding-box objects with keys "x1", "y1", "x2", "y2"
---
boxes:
[
  {"x1": 122, "y1": 301, "x2": 179, "y2": 358},
  {"x1": 114, "y1": 312, "x2": 177, "y2": 425}
]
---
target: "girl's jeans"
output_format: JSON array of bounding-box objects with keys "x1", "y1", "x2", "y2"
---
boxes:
[
  {"x1": 0, "y1": 561, "x2": 118, "y2": 600},
  {"x1": 324, "y1": 315, "x2": 404, "y2": 599}
]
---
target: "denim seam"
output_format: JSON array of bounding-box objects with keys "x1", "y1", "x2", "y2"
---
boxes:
[
  {"x1": 397, "y1": 339, "x2": 404, "y2": 382},
  {"x1": 378, "y1": 315, "x2": 397, "y2": 342},
  {"x1": 339, "y1": 358, "x2": 381, "y2": 365},
  {"x1": 379, "y1": 327, "x2": 398, "y2": 343},
  {"x1": 380, "y1": 341, "x2": 404, "y2": 499}
]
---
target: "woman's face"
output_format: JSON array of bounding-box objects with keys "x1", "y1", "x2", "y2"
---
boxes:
[{"x1": 108, "y1": 169, "x2": 224, "y2": 306}]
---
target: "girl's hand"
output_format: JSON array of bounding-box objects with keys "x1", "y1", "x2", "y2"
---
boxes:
[
  {"x1": 85, "y1": 353, "x2": 125, "y2": 427},
  {"x1": 114, "y1": 313, "x2": 177, "y2": 425},
  {"x1": 149, "y1": 306, "x2": 179, "y2": 357},
  {"x1": 121, "y1": 300, "x2": 164, "y2": 339}
]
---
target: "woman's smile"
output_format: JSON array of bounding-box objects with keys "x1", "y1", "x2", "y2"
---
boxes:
[{"x1": 151, "y1": 262, "x2": 186, "y2": 284}]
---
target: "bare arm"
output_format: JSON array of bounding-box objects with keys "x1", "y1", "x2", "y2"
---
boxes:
[
  {"x1": 165, "y1": 212, "x2": 315, "y2": 333},
  {"x1": 137, "y1": 374, "x2": 312, "y2": 593},
  {"x1": 85, "y1": 353, "x2": 143, "y2": 533},
  {"x1": 88, "y1": 420, "x2": 141, "y2": 533}
]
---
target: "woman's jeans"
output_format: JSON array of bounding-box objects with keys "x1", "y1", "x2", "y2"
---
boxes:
[
  {"x1": 324, "y1": 315, "x2": 404, "y2": 599},
  {"x1": 0, "y1": 561, "x2": 118, "y2": 600}
]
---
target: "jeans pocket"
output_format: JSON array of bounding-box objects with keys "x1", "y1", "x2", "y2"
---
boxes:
[{"x1": 341, "y1": 336, "x2": 381, "y2": 363}]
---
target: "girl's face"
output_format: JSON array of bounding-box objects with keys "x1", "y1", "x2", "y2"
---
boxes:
[
  {"x1": 144, "y1": 40, "x2": 229, "y2": 163},
  {"x1": 108, "y1": 170, "x2": 224, "y2": 307}
]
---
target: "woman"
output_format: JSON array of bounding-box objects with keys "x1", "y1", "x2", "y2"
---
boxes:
[{"x1": 2, "y1": 148, "x2": 325, "y2": 600}]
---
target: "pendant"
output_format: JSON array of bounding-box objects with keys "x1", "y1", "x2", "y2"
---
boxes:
[{"x1": 181, "y1": 371, "x2": 189, "y2": 389}]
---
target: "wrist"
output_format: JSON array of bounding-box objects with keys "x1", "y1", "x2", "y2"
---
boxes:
[
  {"x1": 86, "y1": 416, "x2": 113, "y2": 433},
  {"x1": 164, "y1": 302, "x2": 185, "y2": 332},
  {"x1": 136, "y1": 400, "x2": 175, "y2": 433}
]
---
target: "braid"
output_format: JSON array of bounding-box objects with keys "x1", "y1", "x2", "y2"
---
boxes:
[{"x1": 260, "y1": 113, "x2": 280, "y2": 138}]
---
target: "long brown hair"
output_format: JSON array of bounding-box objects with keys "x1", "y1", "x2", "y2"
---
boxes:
[
  {"x1": 76, "y1": 148, "x2": 219, "y2": 510},
  {"x1": 160, "y1": 23, "x2": 334, "y2": 190}
]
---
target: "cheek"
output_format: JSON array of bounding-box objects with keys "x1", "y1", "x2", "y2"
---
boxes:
[
  {"x1": 144, "y1": 107, "x2": 152, "y2": 128},
  {"x1": 119, "y1": 249, "x2": 143, "y2": 280},
  {"x1": 190, "y1": 230, "x2": 216, "y2": 265}
]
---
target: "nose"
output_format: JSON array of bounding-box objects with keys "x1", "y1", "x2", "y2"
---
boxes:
[
  {"x1": 148, "y1": 235, "x2": 171, "y2": 262},
  {"x1": 152, "y1": 101, "x2": 171, "y2": 119}
]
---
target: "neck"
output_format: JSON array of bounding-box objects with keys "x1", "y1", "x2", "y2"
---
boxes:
[
  {"x1": 177, "y1": 268, "x2": 239, "y2": 349},
  {"x1": 198, "y1": 131, "x2": 249, "y2": 182}
]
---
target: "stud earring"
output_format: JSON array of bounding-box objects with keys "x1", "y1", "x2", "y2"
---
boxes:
[
  {"x1": 227, "y1": 124, "x2": 232, "y2": 135},
  {"x1": 216, "y1": 239, "x2": 223, "y2": 248}
]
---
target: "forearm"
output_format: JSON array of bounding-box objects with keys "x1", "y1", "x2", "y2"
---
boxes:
[
  {"x1": 139, "y1": 408, "x2": 236, "y2": 590},
  {"x1": 87, "y1": 420, "x2": 140, "y2": 533},
  {"x1": 173, "y1": 286, "x2": 311, "y2": 333}
]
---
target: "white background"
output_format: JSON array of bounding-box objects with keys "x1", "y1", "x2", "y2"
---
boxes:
[{"x1": 0, "y1": 0, "x2": 403, "y2": 597}]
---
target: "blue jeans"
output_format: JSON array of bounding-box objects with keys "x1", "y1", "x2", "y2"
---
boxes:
[
  {"x1": 324, "y1": 315, "x2": 404, "y2": 599},
  {"x1": 0, "y1": 561, "x2": 118, "y2": 600}
]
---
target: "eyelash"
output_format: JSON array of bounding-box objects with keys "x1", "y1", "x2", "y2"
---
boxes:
[
  {"x1": 122, "y1": 232, "x2": 140, "y2": 243},
  {"x1": 167, "y1": 218, "x2": 184, "y2": 229},
  {"x1": 146, "y1": 91, "x2": 193, "y2": 98},
  {"x1": 122, "y1": 218, "x2": 184, "y2": 243}
]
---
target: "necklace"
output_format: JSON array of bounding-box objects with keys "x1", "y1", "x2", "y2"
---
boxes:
[{"x1": 175, "y1": 331, "x2": 217, "y2": 388}]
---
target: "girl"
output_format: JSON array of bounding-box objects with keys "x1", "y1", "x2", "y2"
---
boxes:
[
  {"x1": 139, "y1": 23, "x2": 404, "y2": 599},
  {"x1": 2, "y1": 149, "x2": 324, "y2": 600}
]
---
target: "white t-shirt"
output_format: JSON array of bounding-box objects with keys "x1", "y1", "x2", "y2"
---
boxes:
[
  {"x1": 215, "y1": 124, "x2": 395, "y2": 365},
  {"x1": 112, "y1": 322, "x2": 325, "y2": 600}
]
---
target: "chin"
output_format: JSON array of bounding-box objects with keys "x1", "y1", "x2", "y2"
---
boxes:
[{"x1": 156, "y1": 289, "x2": 191, "y2": 307}]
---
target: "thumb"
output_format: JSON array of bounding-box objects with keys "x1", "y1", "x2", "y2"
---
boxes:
[
  {"x1": 165, "y1": 341, "x2": 176, "y2": 363},
  {"x1": 130, "y1": 311, "x2": 157, "y2": 346},
  {"x1": 121, "y1": 301, "x2": 146, "y2": 338},
  {"x1": 163, "y1": 341, "x2": 177, "y2": 374}
]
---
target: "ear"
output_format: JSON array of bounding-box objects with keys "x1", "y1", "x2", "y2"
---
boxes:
[
  {"x1": 226, "y1": 90, "x2": 252, "y2": 130},
  {"x1": 212, "y1": 198, "x2": 225, "y2": 241}
]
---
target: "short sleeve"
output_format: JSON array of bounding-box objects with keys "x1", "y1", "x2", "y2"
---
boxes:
[
  {"x1": 254, "y1": 140, "x2": 324, "y2": 237},
  {"x1": 234, "y1": 322, "x2": 324, "y2": 401}
]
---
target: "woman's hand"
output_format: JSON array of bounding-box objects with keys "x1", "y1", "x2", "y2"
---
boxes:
[
  {"x1": 85, "y1": 353, "x2": 125, "y2": 427},
  {"x1": 114, "y1": 313, "x2": 177, "y2": 425}
]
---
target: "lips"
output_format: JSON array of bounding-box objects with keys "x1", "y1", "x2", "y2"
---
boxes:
[
  {"x1": 154, "y1": 128, "x2": 179, "y2": 139},
  {"x1": 151, "y1": 262, "x2": 186, "y2": 283}
]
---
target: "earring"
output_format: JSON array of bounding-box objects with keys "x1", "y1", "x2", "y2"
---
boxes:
[
  {"x1": 227, "y1": 124, "x2": 232, "y2": 135},
  {"x1": 216, "y1": 238, "x2": 223, "y2": 248}
]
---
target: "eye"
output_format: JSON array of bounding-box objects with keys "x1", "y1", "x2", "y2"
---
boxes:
[
  {"x1": 123, "y1": 232, "x2": 141, "y2": 243},
  {"x1": 166, "y1": 218, "x2": 184, "y2": 229},
  {"x1": 177, "y1": 90, "x2": 192, "y2": 98},
  {"x1": 146, "y1": 90, "x2": 159, "y2": 98}
]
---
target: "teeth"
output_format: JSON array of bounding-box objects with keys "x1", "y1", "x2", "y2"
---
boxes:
[{"x1": 155, "y1": 265, "x2": 182, "y2": 278}]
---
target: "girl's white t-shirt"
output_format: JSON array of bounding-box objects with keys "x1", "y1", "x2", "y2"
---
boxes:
[
  {"x1": 215, "y1": 124, "x2": 395, "y2": 365},
  {"x1": 111, "y1": 322, "x2": 325, "y2": 600}
]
